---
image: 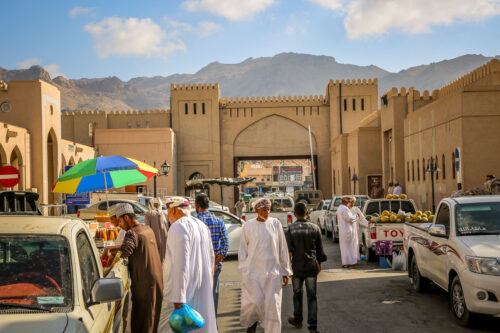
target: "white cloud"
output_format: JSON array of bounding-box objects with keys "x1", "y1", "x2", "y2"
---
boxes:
[
  {"x1": 308, "y1": 0, "x2": 343, "y2": 10},
  {"x1": 17, "y1": 58, "x2": 41, "y2": 69},
  {"x1": 69, "y1": 6, "x2": 95, "y2": 18},
  {"x1": 344, "y1": 0, "x2": 500, "y2": 39},
  {"x1": 197, "y1": 21, "x2": 222, "y2": 37},
  {"x1": 45, "y1": 64, "x2": 63, "y2": 78},
  {"x1": 85, "y1": 17, "x2": 186, "y2": 58},
  {"x1": 308, "y1": 0, "x2": 500, "y2": 39},
  {"x1": 181, "y1": 0, "x2": 276, "y2": 21}
]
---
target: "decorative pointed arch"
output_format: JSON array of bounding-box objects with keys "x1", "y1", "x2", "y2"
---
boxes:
[
  {"x1": 9, "y1": 146, "x2": 24, "y2": 190},
  {"x1": 233, "y1": 114, "x2": 317, "y2": 157}
]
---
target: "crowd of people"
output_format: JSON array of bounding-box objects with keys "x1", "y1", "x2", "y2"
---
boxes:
[{"x1": 100, "y1": 192, "x2": 373, "y2": 333}]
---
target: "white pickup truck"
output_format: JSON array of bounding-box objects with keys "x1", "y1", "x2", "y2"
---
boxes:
[
  {"x1": 359, "y1": 198, "x2": 418, "y2": 261},
  {"x1": 404, "y1": 196, "x2": 500, "y2": 326},
  {"x1": 0, "y1": 191, "x2": 130, "y2": 333}
]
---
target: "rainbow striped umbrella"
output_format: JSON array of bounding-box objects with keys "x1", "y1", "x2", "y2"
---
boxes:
[{"x1": 52, "y1": 156, "x2": 158, "y2": 194}]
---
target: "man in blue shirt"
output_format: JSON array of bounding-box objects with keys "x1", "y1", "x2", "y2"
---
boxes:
[{"x1": 195, "y1": 193, "x2": 229, "y2": 315}]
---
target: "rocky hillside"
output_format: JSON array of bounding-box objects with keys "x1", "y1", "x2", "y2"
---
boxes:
[{"x1": 1, "y1": 53, "x2": 498, "y2": 111}]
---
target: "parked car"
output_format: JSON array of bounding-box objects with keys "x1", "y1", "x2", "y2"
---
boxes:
[
  {"x1": 359, "y1": 198, "x2": 417, "y2": 261},
  {"x1": 404, "y1": 196, "x2": 500, "y2": 326},
  {"x1": 191, "y1": 208, "x2": 244, "y2": 255},
  {"x1": 293, "y1": 190, "x2": 323, "y2": 208},
  {"x1": 0, "y1": 192, "x2": 130, "y2": 332},
  {"x1": 324, "y1": 195, "x2": 369, "y2": 240},
  {"x1": 309, "y1": 199, "x2": 331, "y2": 231},
  {"x1": 77, "y1": 199, "x2": 148, "y2": 220}
]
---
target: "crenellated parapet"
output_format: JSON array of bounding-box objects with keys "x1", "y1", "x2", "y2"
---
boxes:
[
  {"x1": 219, "y1": 94, "x2": 327, "y2": 107},
  {"x1": 107, "y1": 109, "x2": 170, "y2": 115},
  {"x1": 170, "y1": 83, "x2": 219, "y2": 90},
  {"x1": 63, "y1": 110, "x2": 107, "y2": 116},
  {"x1": 63, "y1": 109, "x2": 170, "y2": 116},
  {"x1": 328, "y1": 78, "x2": 378, "y2": 87},
  {"x1": 438, "y1": 59, "x2": 500, "y2": 97}
]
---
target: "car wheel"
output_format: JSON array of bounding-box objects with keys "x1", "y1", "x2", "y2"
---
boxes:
[
  {"x1": 320, "y1": 227, "x2": 325, "y2": 235},
  {"x1": 450, "y1": 276, "x2": 476, "y2": 327},
  {"x1": 332, "y1": 231, "x2": 339, "y2": 243},
  {"x1": 409, "y1": 255, "x2": 429, "y2": 293},
  {"x1": 326, "y1": 229, "x2": 332, "y2": 238}
]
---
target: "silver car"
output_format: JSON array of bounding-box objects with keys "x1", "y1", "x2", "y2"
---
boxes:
[
  {"x1": 76, "y1": 199, "x2": 148, "y2": 220},
  {"x1": 191, "y1": 208, "x2": 244, "y2": 255}
]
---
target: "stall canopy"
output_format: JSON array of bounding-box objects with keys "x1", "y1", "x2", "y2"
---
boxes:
[{"x1": 185, "y1": 177, "x2": 256, "y2": 206}]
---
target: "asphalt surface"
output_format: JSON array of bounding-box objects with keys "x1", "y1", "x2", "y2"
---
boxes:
[{"x1": 216, "y1": 234, "x2": 500, "y2": 333}]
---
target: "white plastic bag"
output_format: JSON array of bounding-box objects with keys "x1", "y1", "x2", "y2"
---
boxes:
[{"x1": 391, "y1": 251, "x2": 407, "y2": 271}]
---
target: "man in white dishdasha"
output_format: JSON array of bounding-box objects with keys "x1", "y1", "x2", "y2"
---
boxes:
[{"x1": 238, "y1": 198, "x2": 292, "y2": 333}]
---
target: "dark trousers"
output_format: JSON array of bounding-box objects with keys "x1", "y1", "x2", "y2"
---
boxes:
[
  {"x1": 213, "y1": 266, "x2": 221, "y2": 315},
  {"x1": 292, "y1": 275, "x2": 318, "y2": 331}
]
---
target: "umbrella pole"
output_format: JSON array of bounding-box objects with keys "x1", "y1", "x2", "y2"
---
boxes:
[{"x1": 104, "y1": 173, "x2": 110, "y2": 213}]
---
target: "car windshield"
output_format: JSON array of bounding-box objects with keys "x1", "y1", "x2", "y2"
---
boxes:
[
  {"x1": 323, "y1": 200, "x2": 331, "y2": 210},
  {"x1": 135, "y1": 202, "x2": 148, "y2": 213},
  {"x1": 0, "y1": 235, "x2": 72, "y2": 311},
  {"x1": 456, "y1": 203, "x2": 500, "y2": 235}
]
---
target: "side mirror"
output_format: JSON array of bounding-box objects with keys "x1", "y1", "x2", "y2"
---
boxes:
[
  {"x1": 429, "y1": 224, "x2": 447, "y2": 238},
  {"x1": 90, "y1": 278, "x2": 123, "y2": 305}
]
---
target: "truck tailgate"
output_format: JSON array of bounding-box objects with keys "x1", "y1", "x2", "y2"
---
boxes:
[{"x1": 376, "y1": 223, "x2": 405, "y2": 241}]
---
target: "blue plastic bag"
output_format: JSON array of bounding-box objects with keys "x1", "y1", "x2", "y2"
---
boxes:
[{"x1": 169, "y1": 304, "x2": 205, "y2": 333}]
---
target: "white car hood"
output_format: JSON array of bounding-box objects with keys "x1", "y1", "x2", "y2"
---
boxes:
[
  {"x1": 460, "y1": 235, "x2": 500, "y2": 258},
  {"x1": 0, "y1": 312, "x2": 67, "y2": 333}
]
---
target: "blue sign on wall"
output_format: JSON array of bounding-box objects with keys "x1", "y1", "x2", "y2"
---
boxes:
[{"x1": 64, "y1": 165, "x2": 90, "y2": 205}]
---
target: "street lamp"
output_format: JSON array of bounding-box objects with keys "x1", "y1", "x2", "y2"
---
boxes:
[
  {"x1": 352, "y1": 173, "x2": 359, "y2": 195},
  {"x1": 154, "y1": 161, "x2": 171, "y2": 197},
  {"x1": 426, "y1": 157, "x2": 439, "y2": 213}
]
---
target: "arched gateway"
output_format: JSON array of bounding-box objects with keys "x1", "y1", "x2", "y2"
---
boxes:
[{"x1": 171, "y1": 79, "x2": 379, "y2": 205}]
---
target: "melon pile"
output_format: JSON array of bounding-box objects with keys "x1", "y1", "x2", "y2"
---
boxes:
[
  {"x1": 386, "y1": 194, "x2": 407, "y2": 199},
  {"x1": 367, "y1": 210, "x2": 434, "y2": 223}
]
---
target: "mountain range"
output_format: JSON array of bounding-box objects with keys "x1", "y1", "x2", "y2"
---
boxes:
[{"x1": 1, "y1": 53, "x2": 499, "y2": 111}]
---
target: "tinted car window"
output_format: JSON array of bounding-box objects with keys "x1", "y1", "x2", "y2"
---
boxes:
[
  {"x1": 211, "y1": 211, "x2": 240, "y2": 226},
  {"x1": 400, "y1": 201, "x2": 416, "y2": 213},
  {"x1": 390, "y1": 201, "x2": 401, "y2": 213},
  {"x1": 0, "y1": 235, "x2": 72, "y2": 309},
  {"x1": 77, "y1": 232, "x2": 100, "y2": 303},
  {"x1": 380, "y1": 201, "x2": 390, "y2": 212},
  {"x1": 365, "y1": 202, "x2": 380, "y2": 215}
]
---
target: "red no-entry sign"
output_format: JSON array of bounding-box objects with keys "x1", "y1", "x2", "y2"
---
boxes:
[{"x1": 0, "y1": 166, "x2": 20, "y2": 187}]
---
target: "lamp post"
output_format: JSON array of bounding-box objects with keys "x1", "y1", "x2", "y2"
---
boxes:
[
  {"x1": 352, "y1": 173, "x2": 359, "y2": 195},
  {"x1": 153, "y1": 161, "x2": 171, "y2": 197},
  {"x1": 426, "y1": 157, "x2": 439, "y2": 213}
]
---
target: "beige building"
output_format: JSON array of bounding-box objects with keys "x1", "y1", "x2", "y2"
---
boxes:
[
  {"x1": 2, "y1": 60, "x2": 499, "y2": 212},
  {"x1": 170, "y1": 79, "x2": 379, "y2": 204},
  {"x1": 381, "y1": 59, "x2": 500, "y2": 210}
]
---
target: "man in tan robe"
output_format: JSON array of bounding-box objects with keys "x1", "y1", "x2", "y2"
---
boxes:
[
  {"x1": 145, "y1": 197, "x2": 168, "y2": 263},
  {"x1": 103, "y1": 203, "x2": 163, "y2": 333}
]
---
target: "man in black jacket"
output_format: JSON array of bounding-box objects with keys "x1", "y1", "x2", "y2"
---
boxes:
[{"x1": 285, "y1": 202, "x2": 327, "y2": 333}]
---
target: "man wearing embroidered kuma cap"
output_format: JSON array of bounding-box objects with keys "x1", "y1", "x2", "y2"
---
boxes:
[
  {"x1": 158, "y1": 197, "x2": 217, "y2": 333},
  {"x1": 103, "y1": 203, "x2": 163, "y2": 333},
  {"x1": 238, "y1": 198, "x2": 292, "y2": 333}
]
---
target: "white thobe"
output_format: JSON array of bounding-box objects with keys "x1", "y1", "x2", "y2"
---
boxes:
[
  {"x1": 393, "y1": 186, "x2": 403, "y2": 195},
  {"x1": 158, "y1": 216, "x2": 217, "y2": 333},
  {"x1": 337, "y1": 204, "x2": 360, "y2": 265},
  {"x1": 238, "y1": 217, "x2": 292, "y2": 333}
]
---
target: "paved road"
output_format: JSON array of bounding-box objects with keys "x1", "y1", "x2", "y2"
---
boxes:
[{"x1": 216, "y1": 234, "x2": 500, "y2": 332}]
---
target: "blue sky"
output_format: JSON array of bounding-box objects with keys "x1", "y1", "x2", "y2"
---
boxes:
[{"x1": 3, "y1": 0, "x2": 500, "y2": 80}]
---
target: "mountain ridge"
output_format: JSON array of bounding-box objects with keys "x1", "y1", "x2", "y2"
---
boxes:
[{"x1": 1, "y1": 53, "x2": 498, "y2": 111}]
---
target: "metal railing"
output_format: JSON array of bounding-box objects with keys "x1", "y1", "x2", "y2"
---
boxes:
[{"x1": 40, "y1": 204, "x2": 68, "y2": 216}]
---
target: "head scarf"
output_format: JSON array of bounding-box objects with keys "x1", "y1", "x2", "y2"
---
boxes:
[
  {"x1": 164, "y1": 196, "x2": 191, "y2": 209},
  {"x1": 253, "y1": 198, "x2": 271, "y2": 210},
  {"x1": 148, "y1": 197, "x2": 164, "y2": 212},
  {"x1": 148, "y1": 197, "x2": 167, "y2": 226}
]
